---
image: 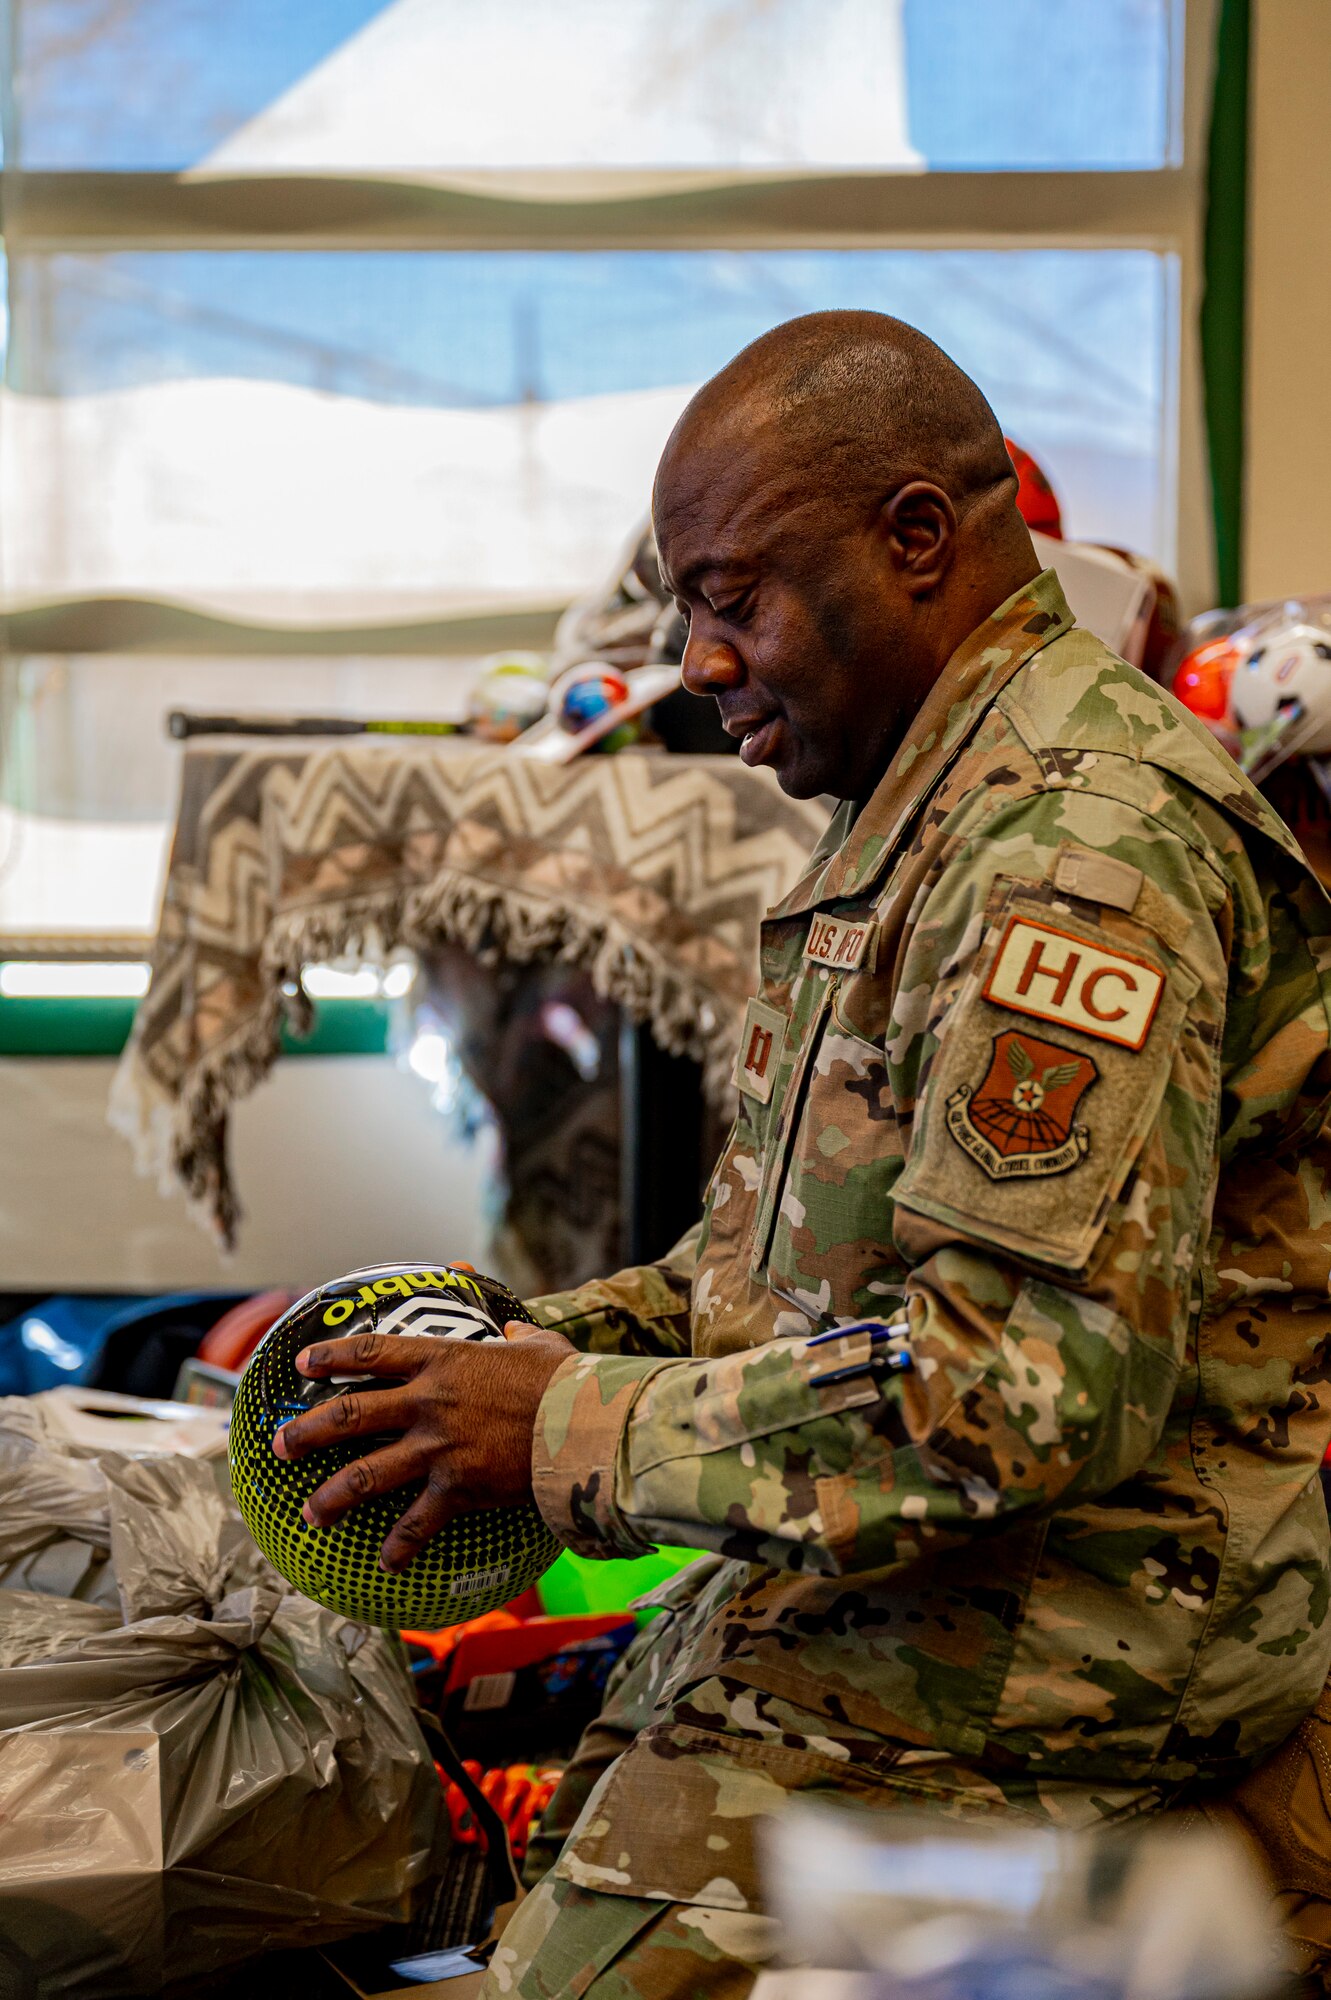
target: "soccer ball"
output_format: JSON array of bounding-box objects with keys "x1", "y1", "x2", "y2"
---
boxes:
[
  {"x1": 556, "y1": 663, "x2": 630, "y2": 732},
  {"x1": 1231, "y1": 623, "x2": 1331, "y2": 752},
  {"x1": 229, "y1": 1263, "x2": 559, "y2": 1630}
]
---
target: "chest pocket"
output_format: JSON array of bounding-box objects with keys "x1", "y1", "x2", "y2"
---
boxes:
[
  {"x1": 751, "y1": 950, "x2": 911, "y2": 1327},
  {"x1": 697, "y1": 1083, "x2": 766, "y2": 1260}
]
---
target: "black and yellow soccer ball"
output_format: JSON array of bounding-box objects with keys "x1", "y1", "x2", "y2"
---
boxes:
[{"x1": 229, "y1": 1263, "x2": 559, "y2": 1630}]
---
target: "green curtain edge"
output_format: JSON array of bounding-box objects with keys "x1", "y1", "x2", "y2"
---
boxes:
[
  {"x1": 0, "y1": 994, "x2": 389, "y2": 1059},
  {"x1": 1201, "y1": 0, "x2": 1250, "y2": 609}
]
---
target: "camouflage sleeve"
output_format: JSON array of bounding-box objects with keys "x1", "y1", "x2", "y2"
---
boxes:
[
  {"x1": 531, "y1": 1327, "x2": 900, "y2": 1562},
  {"x1": 532, "y1": 788, "x2": 1247, "y2": 1570},
  {"x1": 525, "y1": 1221, "x2": 700, "y2": 1356}
]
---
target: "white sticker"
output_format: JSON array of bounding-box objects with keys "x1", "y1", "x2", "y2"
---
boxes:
[
  {"x1": 453, "y1": 1565, "x2": 512, "y2": 1599},
  {"x1": 463, "y1": 1671, "x2": 516, "y2": 1712},
  {"x1": 804, "y1": 914, "x2": 876, "y2": 973},
  {"x1": 983, "y1": 916, "x2": 1164, "y2": 1051}
]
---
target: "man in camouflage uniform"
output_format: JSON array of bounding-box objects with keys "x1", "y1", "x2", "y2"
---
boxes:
[{"x1": 276, "y1": 313, "x2": 1331, "y2": 1997}]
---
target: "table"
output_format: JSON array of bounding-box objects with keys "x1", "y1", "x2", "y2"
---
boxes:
[{"x1": 111, "y1": 745, "x2": 825, "y2": 1253}]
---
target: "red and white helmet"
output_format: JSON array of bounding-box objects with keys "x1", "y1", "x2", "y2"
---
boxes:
[
  {"x1": 1231, "y1": 621, "x2": 1331, "y2": 768},
  {"x1": 1173, "y1": 633, "x2": 1242, "y2": 727},
  {"x1": 1004, "y1": 437, "x2": 1063, "y2": 539}
]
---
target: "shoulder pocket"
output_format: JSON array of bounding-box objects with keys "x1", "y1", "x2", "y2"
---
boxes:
[{"x1": 893, "y1": 893, "x2": 1200, "y2": 1271}]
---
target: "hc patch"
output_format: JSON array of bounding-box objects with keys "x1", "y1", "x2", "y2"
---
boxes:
[{"x1": 983, "y1": 915, "x2": 1164, "y2": 1051}]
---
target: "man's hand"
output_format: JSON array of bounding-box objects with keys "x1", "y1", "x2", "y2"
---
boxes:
[{"x1": 272, "y1": 1320, "x2": 576, "y2": 1571}]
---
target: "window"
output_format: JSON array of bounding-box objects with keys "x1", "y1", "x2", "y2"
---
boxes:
[
  {"x1": 13, "y1": 1, "x2": 1175, "y2": 172},
  {"x1": 1, "y1": 0, "x2": 1214, "y2": 950}
]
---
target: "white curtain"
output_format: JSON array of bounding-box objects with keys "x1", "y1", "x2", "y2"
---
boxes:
[{"x1": 0, "y1": 0, "x2": 1177, "y2": 945}]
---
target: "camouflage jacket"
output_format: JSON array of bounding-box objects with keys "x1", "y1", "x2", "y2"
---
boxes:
[{"x1": 529, "y1": 569, "x2": 1331, "y2": 1904}]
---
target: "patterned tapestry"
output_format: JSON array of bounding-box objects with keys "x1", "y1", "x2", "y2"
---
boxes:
[{"x1": 111, "y1": 746, "x2": 826, "y2": 1251}]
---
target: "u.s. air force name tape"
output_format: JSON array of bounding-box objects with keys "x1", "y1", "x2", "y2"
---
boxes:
[{"x1": 803, "y1": 914, "x2": 876, "y2": 973}]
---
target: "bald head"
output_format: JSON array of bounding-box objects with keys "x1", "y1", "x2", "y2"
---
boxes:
[
  {"x1": 650, "y1": 310, "x2": 1041, "y2": 801},
  {"x1": 662, "y1": 309, "x2": 1019, "y2": 529}
]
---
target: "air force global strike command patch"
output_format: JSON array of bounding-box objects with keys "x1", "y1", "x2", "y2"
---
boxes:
[{"x1": 946, "y1": 1029, "x2": 1097, "y2": 1180}]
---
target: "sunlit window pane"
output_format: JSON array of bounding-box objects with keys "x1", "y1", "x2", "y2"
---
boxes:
[
  {"x1": 903, "y1": 0, "x2": 1175, "y2": 169},
  {"x1": 13, "y1": 0, "x2": 1173, "y2": 172},
  {"x1": 0, "y1": 961, "x2": 151, "y2": 998},
  {"x1": 0, "y1": 651, "x2": 482, "y2": 940},
  {"x1": 0, "y1": 810, "x2": 168, "y2": 940},
  {"x1": 4, "y1": 0, "x2": 1184, "y2": 947},
  {"x1": 3, "y1": 248, "x2": 1172, "y2": 616}
]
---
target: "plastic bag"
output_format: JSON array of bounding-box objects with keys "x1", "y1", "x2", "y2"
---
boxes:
[{"x1": 0, "y1": 1401, "x2": 448, "y2": 1995}]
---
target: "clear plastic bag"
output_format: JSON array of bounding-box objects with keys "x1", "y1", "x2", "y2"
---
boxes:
[
  {"x1": 0, "y1": 1402, "x2": 448, "y2": 1995},
  {"x1": 760, "y1": 1803, "x2": 1283, "y2": 2000}
]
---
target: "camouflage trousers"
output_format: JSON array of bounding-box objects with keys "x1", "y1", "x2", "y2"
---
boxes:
[
  {"x1": 479, "y1": 1578, "x2": 1170, "y2": 2000},
  {"x1": 484, "y1": 1552, "x2": 1331, "y2": 1996},
  {"x1": 479, "y1": 1596, "x2": 782, "y2": 1997},
  {"x1": 480, "y1": 1875, "x2": 781, "y2": 1999}
]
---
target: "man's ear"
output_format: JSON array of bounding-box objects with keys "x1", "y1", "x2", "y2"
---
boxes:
[{"x1": 878, "y1": 481, "x2": 956, "y2": 595}]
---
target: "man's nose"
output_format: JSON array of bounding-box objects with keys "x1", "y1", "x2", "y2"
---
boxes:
[{"x1": 681, "y1": 626, "x2": 744, "y2": 697}]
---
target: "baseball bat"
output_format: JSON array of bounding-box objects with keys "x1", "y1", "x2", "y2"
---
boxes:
[{"x1": 167, "y1": 710, "x2": 466, "y2": 741}]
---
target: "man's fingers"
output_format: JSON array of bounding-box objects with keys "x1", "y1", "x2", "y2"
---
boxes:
[
  {"x1": 275, "y1": 1385, "x2": 413, "y2": 1460},
  {"x1": 294, "y1": 1332, "x2": 443, "y2": 1377},
  {"x1": 272, "y1": 1315, "x2": 569, "y2": 1552},
  {"x1": 301, "y1": 1441, "x2": 424, "y2": 1527},
  {"x1": 380, "y1": 1469, "x2": 462, "y2": 1571}
]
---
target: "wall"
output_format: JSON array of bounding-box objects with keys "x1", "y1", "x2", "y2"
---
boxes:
[
  {"x1": 1243, "y1": 0, "x2": 1331, "y2": 601},
  {"x1": 0, "y1": 1056, "x2": 489, "y2": 1295}
]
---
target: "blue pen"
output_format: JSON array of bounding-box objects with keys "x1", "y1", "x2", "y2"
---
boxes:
[
  {"x1": 806, "y1": 1317, "x2": 912, "y2": 1387},
  {"x1": 806, "y1": 1316, "x2": 909, "y2": 1347}
]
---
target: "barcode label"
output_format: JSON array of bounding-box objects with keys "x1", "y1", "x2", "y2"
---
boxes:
[
  {"x1": 463, "y1": 1671, "x2": 516, "y2": 1712},
  {"x1": 453, "y1": 1565, "x2": 511, "y2": 1598}
]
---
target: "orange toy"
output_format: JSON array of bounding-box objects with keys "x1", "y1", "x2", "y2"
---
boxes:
[
  {"x1": 437, "y1": 1758, "x2": 564, "y2": 1863},
  {"x1": 1172, "y1": 633, "x2": 1243, "y2": 728},
  {"x1": 402, "y1": 1604, "x2": 633, "y2": 1696},
  {"x1": 196, "y1": 1289, "x2": 297, "y2": 1371}
]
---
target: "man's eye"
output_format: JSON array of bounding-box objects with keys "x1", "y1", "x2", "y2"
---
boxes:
[{"x1": 711, "y1": 592, "x2": 754, "y2": 625}]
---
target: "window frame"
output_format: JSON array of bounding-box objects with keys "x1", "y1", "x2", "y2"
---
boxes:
[{"x1": 0, "y1": 0, "x2": 1221, "y2": 964}]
